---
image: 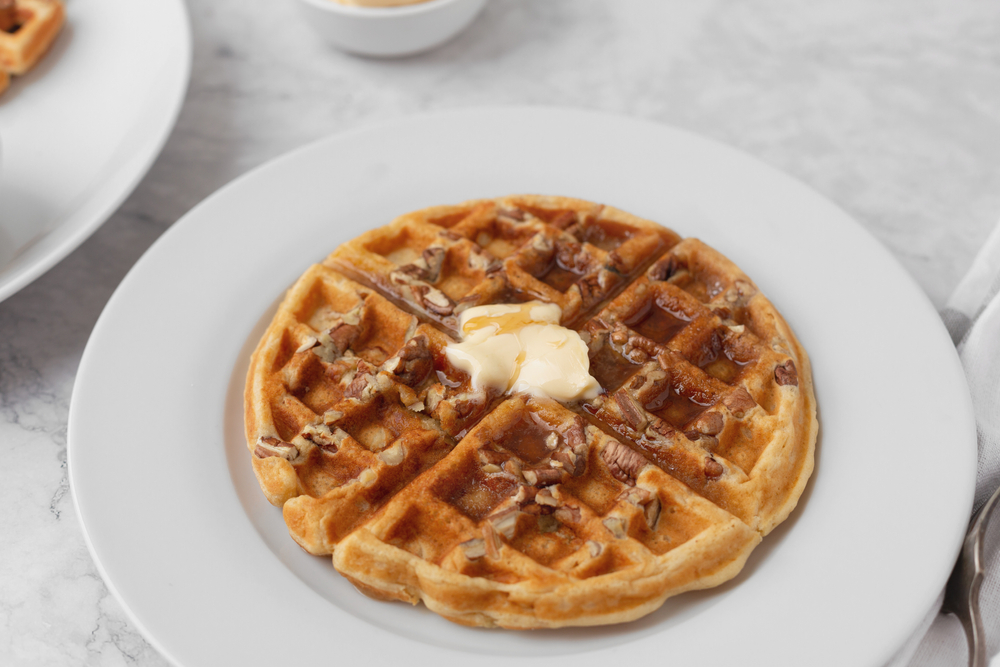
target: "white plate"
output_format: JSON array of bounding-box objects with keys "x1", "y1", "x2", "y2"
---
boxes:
[
  {"x1": 68, "y1": 108, "x2": 976, "y2": 667},
  {"x1": 0, "y1": 0, "x2": 190, "y2": 302}
]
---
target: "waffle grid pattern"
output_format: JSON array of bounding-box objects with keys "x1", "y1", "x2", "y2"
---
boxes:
[{"x1": 244, "y1": 195, "x2": 817, "y2": 628}]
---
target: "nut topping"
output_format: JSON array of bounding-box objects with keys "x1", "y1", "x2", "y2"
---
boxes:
[
  {"x1": 603, "y1": 516, "x2": 627, "y2": 539},
  {"x1": 488, "y1": 508, "x2": 519, "y2": 540},
  {"x1": 689, "y1": 411, "x2": 724, "y2": 436},
  {"x1": 295, "y1": 336, "x2": 319, "y2": 354},
  {"x1": 601, "y1": 439, "x2": 647, "y2": 485},
  {"x1": 774, "y1": 360, "x2": 798, "y2": 386},
  {"x1": 649, "y1": 256, "x2": 679, "y2": 281},
  {"x1": 388, "y1": 334, "x2": 433, "y2": 386},
  {"x1": 379, "y1": 441, "x2": 406, "y2": 466},
  {"x1": 254, "y1": 436, "x2": 299, "y2": 460},
  {"x1": 523, "y1": 468, "x2": 562, "y2": 487},
  {"x1": 460, "y1": 538, "x2": 486, "y2": 560},
  {"x1": 587, "y1": 540, "x2": 604, "y2": 557},
  {"x1": 613, "y1": 391, "x2": 648, "y2": 432},
  {"x1": 704, "y1": 457, "x2": 724, "y2": 480},
  {"x1": 722, "y1": 387, "x2": 756, "y2": 417},
  {"x1": 497, "y1": 207, "x2": 526, "y2": 221}
]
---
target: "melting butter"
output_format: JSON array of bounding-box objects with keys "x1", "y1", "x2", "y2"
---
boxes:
[{"x1": 445, "y1": 302, "x2": 601, "y2": 402}]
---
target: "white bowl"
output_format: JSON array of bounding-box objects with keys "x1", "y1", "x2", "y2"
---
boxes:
[{"x1": 296, "y1": 0, "x2": 488, "y2": 58}]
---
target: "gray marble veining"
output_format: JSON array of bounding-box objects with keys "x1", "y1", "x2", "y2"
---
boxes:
[{"x1": 2, "y1": 0, "x2": 998, "y2": 664}]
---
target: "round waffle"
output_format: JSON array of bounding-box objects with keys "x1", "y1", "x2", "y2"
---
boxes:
[{"x1": 244, "y1": 195, "x2": 817, "y2": 629}]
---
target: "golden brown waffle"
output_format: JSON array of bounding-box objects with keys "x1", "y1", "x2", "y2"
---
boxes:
[
  {"x1": 244, "y1": 195, "x2": 817, "y2": 628},
  {"x1": 0, "y1": 0, "x2": 63, "y2": 88}
]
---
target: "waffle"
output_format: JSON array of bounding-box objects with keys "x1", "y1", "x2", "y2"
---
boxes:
[
  {"x1": 0, "y1": 0, "x2": 63, "y2": 91},
  {"x1": 244, "y1": 195, "x2": 817, "y2": 628}
]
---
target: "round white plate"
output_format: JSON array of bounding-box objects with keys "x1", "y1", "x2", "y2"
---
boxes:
[
  {"x1": 68, "y1": 108, "x2": 976, "y2": 667},
  {"x1": 0, "y1": 0, "x2": 190, "y2": 302}
]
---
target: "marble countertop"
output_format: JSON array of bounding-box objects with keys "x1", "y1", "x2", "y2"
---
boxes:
[{"x1": 2, "y1": 0, "x2": 998, "y2": 664}]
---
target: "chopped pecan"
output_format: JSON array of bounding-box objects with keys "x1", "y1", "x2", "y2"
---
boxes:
[
  {"x1": 460, "y1": 538, "x2": 486, "y2": 560},
  {"x1": 685, "y1": 431, "x2": 719, "y2": 449},
  {"x1": 328, "y1": 322, "x2": 361, "y2": 356},
  {"x1": 689, "y1": 411, "x2": 724, "y2": 436},
  {"x1": 613, "y1": 391, "x2": 648, "y2": 432},
  {"x1": 295, "y1": 336, "x2": 319, "y2": 354},
  {"x1": 523, "y1": 468, "x2": 562, "y2": 487},
  {"x1": 497, "y1": 207, "x2": 526, "y2": 221},
  {"x1": 606, "y1": 250, "x2": 628, "y2": 274},
  {"x1": 479, "y1": 448, "x2": 507, "y2": 466},
  {"x1": 421, "y1": 247, "x2": 446, "y2": 283},
  {"x1": 488, "y1": 508, "x2": 520, "y2": 540},
  {"x1": 577, "y1": 273, "x2": 604, "y2": 304},
  {"x1": 378, "y1": 441, "x2": 406, "y2": 466},
  {"x1": 563, "y1": 417, "x2": 587, "y2": 449},
  {"x1": 644, "y1": 498, "x2": 662, "y2": 529},
  {"x1": 300, "y1": 422, "x2": 343, "y2": 453},
  {"x1": 603, "y1": 516, "x2": 627, "y2": 539},
  {"x1": 774, "y1": 360, "x2": 798, "y2": 386},
  {"x1": 649, "y1": 256, "x2": 679, "y2": 281},
  {"x1": 254, "y1": 436, "x2": 298, "y2": 460},
  {"x1": 704, "y1": 456, "x2": 725, "y2": 480},
  {"x1": 554, "y1": 505, "x2": 581, "y2": 524},
  {"x1": 412, "y1": 284, "x2": 455, "y2": 316},
  {"x1": 647, "y1": 417, "x2": 675, "y2": 439},
  {"x1": 601, "y1": 440, "x2": 646, "y2": 485},
  {"x1": 388, "y1": 334, "x2": 433, "y2": 386},
  {"x1": 722, "y1": 387, "x2": 756, "y2": 417},
  {"x1": 514, "y1": 485, "x2": 537, "y2": 506},
  {"x1": 552, "y1": 450, "x2": 584, "y2": 477},
  {"x1": 550, "y1": 211, "x2": 576, "y2": 229},
  {"x1": 535, "y1": 488, "x2": 559, "y2": 507},
  {"x1": 344, "y1": 361, "x2": 377, "y2": 400}
]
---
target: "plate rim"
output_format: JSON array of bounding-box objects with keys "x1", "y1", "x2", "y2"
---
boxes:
[{"x1": 67, "y1": 106, "x2": 977, "y2": 667}]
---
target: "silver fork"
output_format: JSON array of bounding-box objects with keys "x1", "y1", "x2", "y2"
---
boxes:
[{"x1": 943, "y1": 482, "x2": 1000, "y2": 667}]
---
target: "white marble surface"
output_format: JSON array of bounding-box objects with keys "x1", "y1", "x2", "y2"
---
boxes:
[{"x1": 1, "y1": 0, "x2": 999, "y2": 664}]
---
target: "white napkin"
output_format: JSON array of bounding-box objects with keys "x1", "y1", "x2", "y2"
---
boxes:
[{"x1": 887, "y1": 220, "x2": 1000, "y2": 666}]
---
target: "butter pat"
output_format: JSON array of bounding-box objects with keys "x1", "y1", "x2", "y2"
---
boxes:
[{"x1": 445, "y1": 302, "x2": 601, "y2": 403}]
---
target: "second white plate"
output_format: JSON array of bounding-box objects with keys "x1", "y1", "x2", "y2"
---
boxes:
[
  {"x1": 68, "y1": 108, "x2": 976, "y2": 667},
  {"x1": 0, "y1": 0, "x2": 190, "y2": 302}
]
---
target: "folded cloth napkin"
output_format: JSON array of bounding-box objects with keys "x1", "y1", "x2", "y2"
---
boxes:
[{"x1": 887, "y1": 221, "x2": 1000, "y2": 666}]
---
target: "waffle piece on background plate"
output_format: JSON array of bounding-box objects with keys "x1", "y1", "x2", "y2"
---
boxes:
[
  {"x1": 244, "y1": 194, "x2": 817, "y2": 628},
  {"x1": 0, "y1": 0, "x2": 63, "y2": 89}
]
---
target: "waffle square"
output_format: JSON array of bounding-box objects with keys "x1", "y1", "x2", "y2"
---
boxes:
[
  {"x1": 0, "y1": 0, "x2": 63, "y2": 76},
  {"x1": 244, "y1": 195, "x2": 817, "y2": 628}
]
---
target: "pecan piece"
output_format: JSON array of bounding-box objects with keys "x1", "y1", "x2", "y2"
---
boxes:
[
  {"x1": 523, "y1": 468, "x2": 563, "y2": 487},
  {"x1": 649, "y1": 256, "x2": 679, "y2": 281},
  {"x1": 328, "y1": 322, "x2": 361, "y2": 356},
  {"x1": 774, "y1": 360, "x2": 798, "y2": 386},
  {"x1": 722, "y1": 387, "x2": 756, "y2": 417},
  {"x1": 488, "y1": 508, "x2": 520, "y2": 540},
  {"x1": 497, "y1": 207, "x2": 526, "y2": 221},
  {"x1": 550, "y1": 211, "x2": 576, "y2": 229},
  {"x1": 689, "y1": 411, "x2": 724, "y2": 436},
  {"x1": 254, "y1": 436, "x2": 298, "y2": 460},
  {"x1": 601, "y1": 440, "x2": 646, "y2": 485},
  {"x1": 344, "y1": 361, "x2": 377, "y2": 400},
  {"x1": 613, "y1": 391, "x2": 648, "y2": 432},
  {"x1": 704, "y1": 456, "x2": 725, "y2": 480},
  {"x1": 413, "y1": 284, "x2": 455, "y2": 316},
  {"x1": 388, "y1": 334, "x2": 433, "y2": 386},
  {"x1": 460, "y1": 538, "x2": 486, "y2": 560},
  {"x1": 421, "y1": 247, "x2": 446, "y2": 283}
]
